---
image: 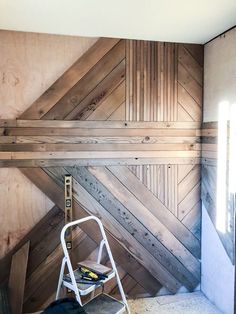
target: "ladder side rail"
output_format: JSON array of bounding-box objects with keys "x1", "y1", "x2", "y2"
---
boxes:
[
  {"x1": 95, "y1": 218, "x2": 130, "y2": 314},
  {"x1": 97, "y1": 239, "x2": 106, "y2": 264},
  {"x1": 56, "y1": 257, "x2": 67, "y2": 300},
  {"x1": 60, "y1": 226, "x2": 82, "y2": 305}
]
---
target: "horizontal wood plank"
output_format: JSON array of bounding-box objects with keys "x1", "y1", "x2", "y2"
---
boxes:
[
  {"x1": 14, "y1": 136, "x2": 200, "y2": 144},
  {"x1": 0, "y1": 157, "x2": 201, "y2": 167},
  {"x1": 0, "y1": 120, "x2": 201, "y2": 129},
  {"x1": 4, "y1": 127, "x2": 200, "y2": 137},
  {"x1": 0, "y1": 143, "x2": 201, "y2": 152},
  {"x1": 5, "y1": 150, "x2": 201, "y2": 160}
]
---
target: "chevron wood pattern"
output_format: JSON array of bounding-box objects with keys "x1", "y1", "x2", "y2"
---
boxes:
[
  {"x1": 0, "y1": 37, "x2": 203, "y2": 312},
  {"x1": 125, "y1": 41, "x2": 202, "y2": 122}
]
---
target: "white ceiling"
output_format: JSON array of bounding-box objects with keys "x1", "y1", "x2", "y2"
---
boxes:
[{"x1": 0, "y1": 0, "x2": 236, "y2": 44}]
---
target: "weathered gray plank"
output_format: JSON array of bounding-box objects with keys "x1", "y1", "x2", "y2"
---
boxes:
[
  {"x1": 62, "y1": 166, "x2": 199, "y2": 290},
  {"x1": 108, "y1": 165, "x2": 201, "y2": 259}
]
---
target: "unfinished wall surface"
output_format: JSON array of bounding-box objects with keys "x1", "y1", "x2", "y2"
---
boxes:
[
  {"x1": 0, "y1": 30, "x2": 97, "y2": 257},
  {"x1": 0, "y1": 30, "x2": 203, "y2": 312},
  {"x1": 202, "y1": 28, "x2": 236, "y2": 314}
]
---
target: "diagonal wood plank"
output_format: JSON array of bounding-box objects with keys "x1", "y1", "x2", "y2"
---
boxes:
[
  {"x1": 9, "y1": 241, "x2": 30, "y2": 314},
  {"x1": 108, "y1": 165, "x2": 200, "y2": 259},
  {"x1": 43, "y1": 40, "x2": 125, "y2": 120},
  {"x1": 178, "y1": 165, "x2": 201, "y2": 203},
  {"x1": 178, "y1": 182, "x2": 201, "y2": 221},
  {"x1": 88, "y1": 166, "x2": 200, "y2": 286},
  {"x1": 107, "y1": 102, "x2": 126, "y2": 120},
  {"x1": 183, "y1": 44, "x2": 204, "y2": 67},
  {"x1": 178, "y1": 45, "x2": 203, "y2": 86},
  {"x1": 47, "y1": 166, "x2": 181, "y2": 292},
  {"x1": 66, "y1": 61, "x2": 125, "y2": 120},
  {"x1": 20, "y1": 38, "x2": 120, "y2": 119},
  {"x1": 24, "y1": 230, "x2": 96, "y2": 312},
  {"x1": 178, "y1": 103, "x2": 195, "y2": 121},
  {"x1": 178, "y1": 84, "x2": 202, "y2": 121},
  {"x1": 20, "y1": 168, "x2": 161, "y2": 296},
  {"x1": 0, "y1": 206, "x2": 63, "y2": 286},
  {"x1": 178, "y1": 63, "x2": 202, "y2": 106},
  {"x1": 87, "y1": 81, "x2": 125, "y2": 120},
  {"x1": 178, "y1": 164, "x2": 195, "y2": 184},
  {"x1": 182, "y1": 201, "x2": 201, "y2": 240}
]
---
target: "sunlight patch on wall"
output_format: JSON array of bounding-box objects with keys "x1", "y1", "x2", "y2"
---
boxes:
[
  {"x1": 216, "y1": 101, "x2": 229, "y2": 233},
  {"x1": 216, "y1": 101, "x2": 236, "y2": 235}
]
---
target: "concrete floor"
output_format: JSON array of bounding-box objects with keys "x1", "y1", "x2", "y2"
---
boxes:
[{"x1": 128, "y1": 291, "x2": 222, "y2": 314}]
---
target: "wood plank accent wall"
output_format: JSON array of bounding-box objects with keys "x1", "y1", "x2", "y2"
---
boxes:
[
  {"x1": 0, "y1": 36, "x2": 203, "y2": 312},
  {"x1": 125, "y1": 41, "x2": 202, "y2": 122}
]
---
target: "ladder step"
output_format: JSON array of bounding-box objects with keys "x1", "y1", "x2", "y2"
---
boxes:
[
  {"x1": 83, "y1": 294, "x2": 126, "y2": 314},
  {"x1": 63, "y1": 268, "x2": 115, "y2": 296}
]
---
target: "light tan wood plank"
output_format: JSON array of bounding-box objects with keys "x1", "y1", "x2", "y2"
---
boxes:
[
  {"x1": 15, "y1": 136, "x2": 200, "y2": 144},
  {"x1": 10, "y1": 150, "x2": 201, "y2": 160},
  {"x1": 0, "y1": 157, "x2": 201, "y2": 167},
  {"x1": 107, "y1": 102, "x2": 126, "y2": 120},
  {"x1": 5, "y1": 127, "x2": 200, "y2": 137},
  {"x1": 178, "y1": 84, "x2": 202, "y2": 121},
  {"x1": 178, "y1": 182, "x2": 201, "y2": 220},
  {"x1": 87, "y1": 81, "x2": 125, "y2": 120},
  {"x1": 11, "y1": 120, "x2": 201, "y2": 129}
]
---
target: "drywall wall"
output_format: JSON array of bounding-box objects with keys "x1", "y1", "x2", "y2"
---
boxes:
[
  {"x1": 204, "y1": 27, "x2": 236, "y2": 122},
  {"x1": 0, "y1": 30, "x2": 97, "y2": 257},
  {"x1": 202, "y1": 27, "x2": 236, "y2": 314},
  {"x1": 201, "y1": 205, "x2": 234, "y2": 314}
]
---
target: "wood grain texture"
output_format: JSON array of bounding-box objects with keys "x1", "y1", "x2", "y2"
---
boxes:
[
  {"x1": 0, "y1": 168, "x2": 53, "y2": 258},
  {"x1": 21, "y1": 167, "x2": 161, "y2": 296},
  {"x1": 0, "y1": 33, "x2": 204, "y2": 311},
  {"x1": 8, "y1": 241, "x2": 30, "y2": 314},
  {"x1": 20, "y1": 38, "x2": 118, "y2": 119},
  {"x1": 0, "y1": 30, "x2": 97, "y2": 259},
  {"x1": 42, "y1": 40, "x2": 125, "y2": 120},
  {"x1": 0, "y1": 31, "x2": 97, "y2": 120},
  {"x1": 0, "y1": 206, "x2": 63, "y2": 287}
]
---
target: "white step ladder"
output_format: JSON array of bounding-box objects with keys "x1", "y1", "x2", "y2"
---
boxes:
[{"x1": 56, "y1": 216, "x2": 130, "y2": 314}]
